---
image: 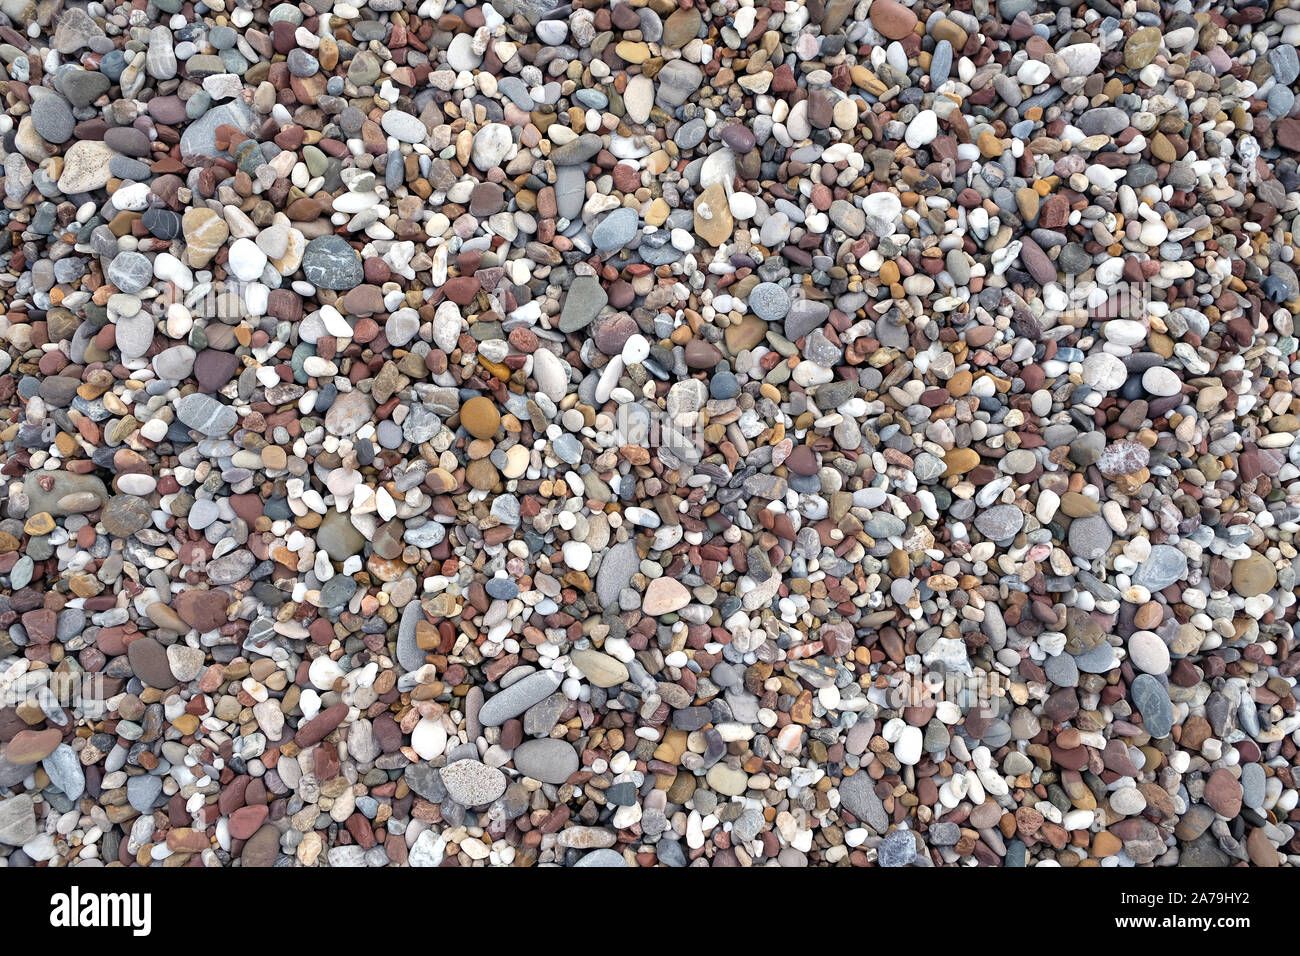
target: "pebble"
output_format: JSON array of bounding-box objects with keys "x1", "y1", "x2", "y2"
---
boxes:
[
  {"x1": 1131, "y1": 675, "x2": 1174, "y2": 739},
  {"x1": 573, "y1": 849, "x2": 627, "y2": 867},
  {"x1": 439, "y1": 760, "x2": 507, "y2": 807},
  {"x1": 905, "y1": 110, "x2": 938, "y2": 148},
  {"x1": 592, "y1": 207, "x2": 639, "y2": 252},
  {"x1": 381, "y1": 110, "x2": 427, "y2": 144},
  {"x1": 838, "y1": 772, "x2": 889, "y2": 832},
  {"x1": 176, "y1": 393, "x2": 238, "y2": 437},
  {"x1": 302, "y1": 235, "x2": 362, "y2": 290},
  {"x1": 642, "y1": 577, "x2": 690, "y2": 615},
  {"x1": 570, "y1": 649, "x2": 629, "y2": 688},
  {"x1": 31, "y1": 93, "x2": 74, "y2": 144},
  {"x1": 0, "y1": 0, "x2": 1292, "y2": 875},
  {"x1": 749, "y1": 283, "x2": 789, "y2": 323},
  {"x1": 0, "y1": 795, "x2": 37, "y2": 847},
  {"x1": 41, "y1": 745, "x2": 85, "y2": 801},
  {"x1": 126, "y1": 774, "x2": 164, "y2": 813},
  {"x1": 478, "y1": 670, "x2": 565, "y2": 727},
  {"x1": 1128, "y1": 632, "x2": 1171, "y2": 675},
  {"x1": 877, "y1": 829, "x2": 918, "y2": 867},
  {"x1": 1133, "y1": 546, "x2": 1189, "y2": 591},
  {"x1": 513, "y1": 739, "x2": 579, "y2": 785},
  {"x1": 1142, "y1": 366, "x2": 1181, "y2": 397}
]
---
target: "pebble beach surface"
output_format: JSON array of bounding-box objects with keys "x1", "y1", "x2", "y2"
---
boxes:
[{"x1": 0, "y1": 0, "x2": 1298, "y2": 869}]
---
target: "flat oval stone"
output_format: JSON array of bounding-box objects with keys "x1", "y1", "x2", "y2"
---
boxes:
[
  {"x1": 126, "y1": 636, "x2": 177, "y2": 688},
  {"x1": 175, "y1": 393, "x2": 238, "y2": 437},
  {"x1": 749, "y1": 282, "x2": 790, "y2": 322},
  {"x1": 569, "y1": 649, "x2": 629, "y2": 688},
  {"x1": 973, "y1": 504, "x2": 1025, "y2": 542},
  {"x1": 381, "y1": 109, "x2": 427, "y2": 143},
  {"x1": 5, "y1": 727, "x2": 62, "y2": 764},
  {"x1": 1131, "y1": 674, "x2": 1173, "y2": 738},
  {"x1": 512, "y1": 738, "x2": 580, "y2": 784},
  {"x1": 477, "y1": 669, "x2": 564, "y2": 726}
]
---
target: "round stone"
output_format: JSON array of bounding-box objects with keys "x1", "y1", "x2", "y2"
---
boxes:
[
  {"x1": 561, "y1": 540, "x2": 593, "y2": 572},
  {"x1": 1128, "y1": 631, "x2": 1170, "y2": 675},
  {"x1": 905, "y1": 110, "x2": 938, "y2": 148},
  {"x1": 1142, "y1": 366, "x2": 1181, "y2": 397},
  {"x1": 512, "y1": 738, "x2": 579, "y2": 784},
  {"x1": 227, "y1": 236, "x2": 267, "y2": 280},
  {"x1": 1082, "y1": 352, "x2": 1128, "y2": 391},
  {"x1": 411, "y1": 718, "x2": 447, "y2": 760},
  {"x1": 106, "y1": 252, "x2": 153, "y2": 294},
  {"x1": 302, "y1": 235, "x2": 363, "y2": 290},
  {"x1": 460, "y1": 396, "x2": 500, "y2": 439},
  {"x1": 973, "y1": 504, "x2": 1025, "y2": 542},
  {"x1": 1232, "y1": 553, "x2": 1277, "y2": 598}
]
